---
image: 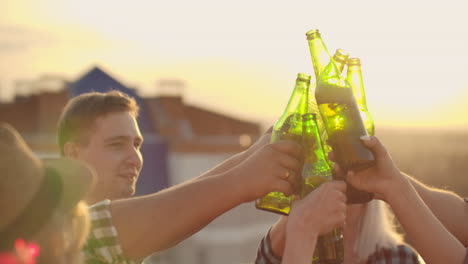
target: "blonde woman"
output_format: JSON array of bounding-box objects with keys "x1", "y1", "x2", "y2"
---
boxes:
[{"x1": 0, "y1": 123, "x2": 95, "y2": 264}]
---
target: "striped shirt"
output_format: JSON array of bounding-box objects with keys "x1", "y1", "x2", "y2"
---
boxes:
[
  {"x1": 83, "y1": 200, "x2": 139, "y2": 264},
  {"x1": 255, "y1": 229, "x2": 422, "y2": 264}
]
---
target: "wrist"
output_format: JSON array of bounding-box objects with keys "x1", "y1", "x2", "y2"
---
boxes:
[
  {"x1": 380, "y1": 171, "x2": 409, "y2": 201},
  {"x1": 269, "y1": 217, "x2": 288, "y2": 257},
  {"x1": 284, "y1": 226, "x2": 318, "y2": 260},
  {"x1": 215, "y1": 168, "x2": 250, "y2": 205},
  {"x1": 286, "y1": 223, "x2": 319, "y2": 242},
  {"x1": 385, "y1": 173, "x2": 414, "y2": 206}
]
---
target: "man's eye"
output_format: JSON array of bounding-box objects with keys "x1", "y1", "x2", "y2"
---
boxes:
[{"x1": 109, "y1": 142, "x2": 124, "y2": 147}]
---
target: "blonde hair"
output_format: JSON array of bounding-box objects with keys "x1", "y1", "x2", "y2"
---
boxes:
[
  {"x1": 35, "y1": 201, "x2": 90, "y2": 264},
  {"x1": 65, "y1": 201, "x2": 90, "y2": 264},
  {"x1": 354, "y1": 199, "x2": 404, "y2": 261}
]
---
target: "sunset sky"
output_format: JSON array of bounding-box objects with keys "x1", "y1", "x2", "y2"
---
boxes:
[{"x1": 1, "y1": 0, "x2": 467, "y2": 129}]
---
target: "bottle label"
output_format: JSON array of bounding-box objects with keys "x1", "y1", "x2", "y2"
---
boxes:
[{"x1": 316, "y1": 83, "x2": 374, "y2": 171}]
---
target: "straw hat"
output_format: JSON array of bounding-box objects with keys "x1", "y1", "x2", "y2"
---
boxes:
[{"x1": 0, "y1": 123, "x2": 95, "y2": 250}]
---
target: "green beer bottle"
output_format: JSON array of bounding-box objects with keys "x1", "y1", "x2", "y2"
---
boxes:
[
  {"x1": 315, "y1": 59, "x2": 375, "y2": 203},
  {"x1": 333, "y1": 49, "x2": 349, "y2": 74},
  {"x1": 301, "y1": 113, "x2": 332, "y2": 195},
  {"x1": 346, "y1": 58, "x2": 375, "y2": 135},
  {"x1": 319, "y1": 48, "x2": 350, "y2": 156},
  {"x1": 255, "y1": 73, "x2": 310, "y2": 215},
  {"x1": 306, "y1": 29, "x2": 331, "y2": 146},
  {"x1": 301, "y1": 113, "x2": 344, "y2": 264},
  {"x1": 306, "y1": 29, "x2": 331, "y2": 80}
]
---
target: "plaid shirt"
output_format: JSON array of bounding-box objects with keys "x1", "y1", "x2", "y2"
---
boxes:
[
  {"x1": 83, "y1": 200, "x2": 139, "y2": 264},
  {"x1": 255, "y1": 229, "x2": 422, "y2": 264}
]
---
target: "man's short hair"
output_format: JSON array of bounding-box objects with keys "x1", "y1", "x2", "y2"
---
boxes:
[{"x1": 57, "y1": 91, "x2": 139, "y2": 155}]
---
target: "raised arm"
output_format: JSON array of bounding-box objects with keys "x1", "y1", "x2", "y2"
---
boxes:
[
  {"x1": 407, "y1": 175, "x2": 468, "y2": 246},
  {"x1": 346, "y1": 136, "x2": 466, "y2": 264},
  {"x1": 111, "y1": 139, "x2": 302, "y2": 260}
]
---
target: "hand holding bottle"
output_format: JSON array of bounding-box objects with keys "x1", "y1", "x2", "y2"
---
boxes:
[
  {"x1": 344, "y1": 136, "x2": 409, "y2": 202},
  {"x1": 288, "y1": 181, "x2": 347, "y2": 235},
  {"x1": 233, "y1": 139, "x2": 303, "y2": 203},
  {"x1": 283, "y1": 181, "x2": 347, "y2": 264}
]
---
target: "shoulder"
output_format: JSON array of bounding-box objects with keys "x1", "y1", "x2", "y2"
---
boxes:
[
  {"x1": 368, "y1": 244, "x2": 422, "y2": 264},
  {"x1": 88, "y1": 200, "x2": 115, "y2": 238},
  {"x1": 83, "y1": 200, "x2": 139, "y2": 264},
  {"x1": 89, "y1": 199, "x2": 112, "y2": 212}
]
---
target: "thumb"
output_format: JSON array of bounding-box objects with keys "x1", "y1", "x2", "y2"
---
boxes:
[
  {"x1": 346, "y1": 170, "x2": 365, "y2": 191},
  {"x1": 360, "y1": 136, "x2": 388, "y2": 161}
]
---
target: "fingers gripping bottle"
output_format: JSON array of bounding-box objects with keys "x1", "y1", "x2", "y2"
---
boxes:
[
  {"x1": 255, "y1": 73, "x2": 310, "y2": 215},
  {"x1": 301, "y1": 113, "x2": 344, "y2": 264}
]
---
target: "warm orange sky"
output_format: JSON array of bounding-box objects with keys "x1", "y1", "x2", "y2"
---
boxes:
[{"x1": 1, "y1": 0, "x2": 468, "y2": 129}]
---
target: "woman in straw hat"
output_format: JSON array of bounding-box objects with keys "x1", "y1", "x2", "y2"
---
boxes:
[{"x1": 0, "y1": 123, "x2": 95, "y2": 264}]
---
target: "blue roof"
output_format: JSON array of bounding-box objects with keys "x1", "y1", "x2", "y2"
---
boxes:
[{"x1": 70, "y1": 66, "x2": 155, "y2": 133}]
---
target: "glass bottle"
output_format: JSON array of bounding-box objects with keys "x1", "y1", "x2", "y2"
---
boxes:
[
  {"x1": 306, "y1": 29, "x2": 331, "y2": 81},
  {"x1": 333, "y1": 48, "x2": 349, "y2": 74},
  {"x1": 346, "y1": 58, "x2": 375, "y2": 135},
  {"x1": 315, "y1": 58, "x2": 375, "y2": 203},
  {"x1": 255, "y1": 73, "x2": 310, "y2": 215},
  {"x1": 301, "y1": 113, "x2": 344, "y2": 264}
]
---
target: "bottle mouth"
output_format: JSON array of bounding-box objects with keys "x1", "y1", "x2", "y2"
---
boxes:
[
  {"x1": 334, "y1": 49, "x2": 349, "y2": 64},
  {"x1": 306, "y1": 29, "x2": 321, "y2": 40},
  {"x1": 297, "y1": 73, "x2": 311, "y2": 83},
  {"x1": 347, "y1": 58, "x2": 361, "y2": 66}
]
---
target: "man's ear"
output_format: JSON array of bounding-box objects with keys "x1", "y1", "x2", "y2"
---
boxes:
[{"x1": 63, "y1": 141, "x2": 80, "y2": 158}]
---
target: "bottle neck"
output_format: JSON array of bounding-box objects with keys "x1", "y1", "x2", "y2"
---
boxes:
[
  {"x1": 334, "y1": 59, "x2": 346, "y2": 73},
  {"x1": 302, "y1": 122, "x2": 329, "y2": 165},
  {"x1": 307, "y1": 38, "x2": 331, "y2": 80},
  {"x1": 274, "y1": 81, "x2": 309, "y2": 135},
  {"x1": 346, "y1": 65, "x2": 368, "y2": 109}
]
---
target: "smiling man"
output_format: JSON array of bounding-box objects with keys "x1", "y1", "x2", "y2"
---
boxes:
[
  {"x1": 58, "y1": 91, "x2": 143, "y2": 203},
  {"x1": 56, "y1": 91, "x2": 303, "y2": 263}
]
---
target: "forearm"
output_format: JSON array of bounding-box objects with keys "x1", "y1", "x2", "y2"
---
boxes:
[
  {"x1": 282, "y1": 228, "x2": 318, "y2": 264},
  {"x1": 388, "y1": 177, "x2": 466, "y2": 264},
  {"x1": 111, "y1": 170, "x2": 246, "y2": 259},
  {"x1": 408, "y1": 174, "x2": 468, "y2": 245},
  {"x1": 269, "y1": 216, "x2": 288, "y2": 257}
]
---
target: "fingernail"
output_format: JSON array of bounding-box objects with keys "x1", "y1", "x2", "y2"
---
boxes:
[{"x1": 360, "y1": 135, "x2": 371, "y2": 141}]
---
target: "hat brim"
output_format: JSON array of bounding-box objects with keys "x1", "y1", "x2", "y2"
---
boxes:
[
  {"x1": 1, "y1": 122, "x2": 95, "y2": 211},
  {"x1": 43, "y1": 158, "x2": 95, "y2": 211}
]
